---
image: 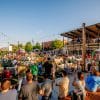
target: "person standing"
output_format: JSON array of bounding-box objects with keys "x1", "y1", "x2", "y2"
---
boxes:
[
  {"x1": 43, "y1": 57, "x2": 53, "y2": 78},
  {"x1": 18, "y1": 71, "x2": 39, "y2": 100},
  {"x1": 38, "y1": 62, "x2": 42, "y2": 75},
  {"x1": 56, "y1": 70, "x2": 69, "y2": 100},
  {"x1": 30, "y1": 63, "x2": 38, "y2": 81},
  {"x1": 2, "y1": 68, "x2": 12, "y2": 79},
  {"x1": 0, "y1": 79, "x2": 17, "y2": 100},
  {"x1": 39, "y1": 74, "x2": 53, "y2": 100},
  {"x1": 85, "y1": 70, "x2": 100, "y2": 92},
  {"x1": 98, "y1": 61, "x2": 100, "y2": 72},
  {"x1": 72, "y1": 72, "x2": 86, "y2": 100}
]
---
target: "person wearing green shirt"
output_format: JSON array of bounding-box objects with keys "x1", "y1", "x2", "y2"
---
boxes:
[{"x1": 30, "y1": 63, "x2": 38, "y2": 81}]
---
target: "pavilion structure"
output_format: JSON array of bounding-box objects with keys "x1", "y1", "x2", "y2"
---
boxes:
[{"x1": 61, "y1": 23, "x2": 100, "y2": 71}]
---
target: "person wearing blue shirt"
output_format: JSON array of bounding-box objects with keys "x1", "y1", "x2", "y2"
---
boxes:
[{"x1": 85, "y1": 70, "x2": 100, "y2": 92}]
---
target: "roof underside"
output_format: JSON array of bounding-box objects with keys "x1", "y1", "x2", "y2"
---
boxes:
[{"x1": 61, "y1": 23, "x2": 100, "y2": 39}]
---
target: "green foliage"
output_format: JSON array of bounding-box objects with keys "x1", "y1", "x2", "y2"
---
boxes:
[
  {"x1": 18, "y1": 43, "x2": 25, "y2": 49},
  {"x1": 11, "y1": 44, "x2": 25, "y2": 53},
  {"x1": 12, "y1": 45, "x2": 18, "y2": 53},
  {"x1": 0, "y1": 50, "x2": 8, "y2": 56},
  {"x1": 25, "y1": 42, "x2": 33, "y2": 52},
  {"x1": 33, "y1": 42, "x2": 41, "y2": 50},
  {"x1": 51, "y1": 39, "x2": 63, "y2": 49}
]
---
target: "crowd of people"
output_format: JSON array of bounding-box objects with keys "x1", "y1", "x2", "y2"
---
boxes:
[{"x1": 0, "y1": 52, "x2": 100, "y2": 100}]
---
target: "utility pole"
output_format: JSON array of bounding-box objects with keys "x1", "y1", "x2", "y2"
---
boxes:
[
  {"x1": 8, "y1": 42, "x2": 9, "y2": 54},
  {"x1": 32, "y1": 39, "x2": 34, "y2": 45}
]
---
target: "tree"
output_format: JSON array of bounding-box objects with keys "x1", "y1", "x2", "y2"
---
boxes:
[
  {"x1": 0, "y1": 50, "x2": 8, "y2": 56},
  {"x1": 11, "y1": 44, "x2": 25, "y2": 53},
  {"x1": 12, "y1": 45, "x2": 19, "y2": 53},
  {"x1": 25, "y1": 42, "x2": 33, "y2": 52},
  {"x1": 18, "y1": 43, "x2": 25, "y2": 49},
  {"x1": 33, "y1": 42, "x2": 42, "y2": 50},
  {"x1": 51, "y1": 39, "x2": 63, "y2": 49}
]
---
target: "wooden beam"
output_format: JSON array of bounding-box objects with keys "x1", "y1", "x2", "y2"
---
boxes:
[
  {"x1": 86, "y1": 30, "x2": 97, "y2": 38},
  {"x1": 96, "y1": 24, "x2": 100, "y2": 48},
  {"x1": 65, "y1": 34, "x2": 73, "y2": 38},
  {"x1": 96, "y1": 23, "x2": 100, "y2": 27},
  {"x1": 66, "y1": 32, "x2": 77, "y2": 38},
  {"x1": 77, "y1": 29, "x2": 82, "y2": 33},
  {"x1": 61, "y1": 33, "x2": 73, "y2": 38},
  {"x1": 70, "y1": 31, "x2": 81, "y2": 37},
  {"x1": 95, "y1": 24, "x2": 100, "y2": 38},
  {"x1": 86, "y1": 27, "x2": 98, "y2": 38},
  {"x1": 61, "y1": 32, "x2": 79, "y2": 39},
  {"x1": 75, "y1": 29, "x2": 83, "y2": 37},
  {"x1": 96, "y1": 24, "x2": 100, "y2": 29}
]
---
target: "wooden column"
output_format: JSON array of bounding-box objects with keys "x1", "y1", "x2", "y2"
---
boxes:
[
  {"x1": 73, "y1": 37, "x2": 75, "y2": 55},
  {"x1": 82, "y1": 23, "x2": 86, "y2": 71}
]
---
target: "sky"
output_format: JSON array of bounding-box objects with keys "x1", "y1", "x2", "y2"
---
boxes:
[{"x1": 0, "y1": 0, "x2": 100, "y2": 47}]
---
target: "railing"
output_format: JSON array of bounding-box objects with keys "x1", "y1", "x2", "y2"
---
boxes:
[{"x1": 66, "y1": 43, "x2": 100, "y2": 50}]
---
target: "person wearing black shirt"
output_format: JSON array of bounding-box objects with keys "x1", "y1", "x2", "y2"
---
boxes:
[{"x1": 43, "y1": 58, "x2": 53, "y2": 78}]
